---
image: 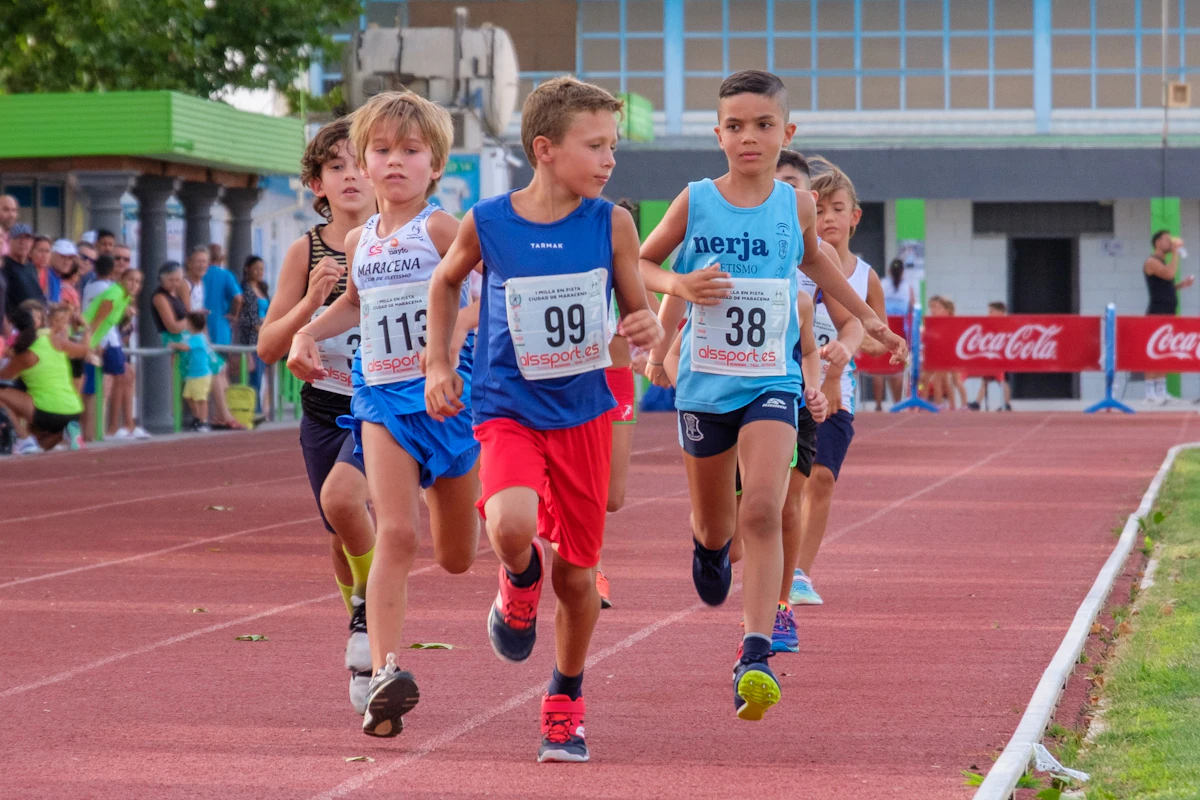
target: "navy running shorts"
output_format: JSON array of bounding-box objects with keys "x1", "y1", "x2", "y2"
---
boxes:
[
  {"x1": 299, "y1": 414, "x2": 365, "y2": 534},
  {"x1": 677, "y1": 390, "x2": 799, "y2": 459},
  {"x1": 814, "y1": 409, "x2": 855, "y2": 481}
]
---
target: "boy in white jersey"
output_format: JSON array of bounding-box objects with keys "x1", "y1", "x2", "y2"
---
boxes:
[
  {"x1": 639, "y1": 70, "x2": 904, "y2": 720},
  {"x1": 792, "y1": 156, "x2": 893, "y2": 606},
  {"x1": 259, "y1": 119, "x2": 378, "y2": 715},
  {"x1": 288, "y1": 92, "x2": 482, "y2": 738}
]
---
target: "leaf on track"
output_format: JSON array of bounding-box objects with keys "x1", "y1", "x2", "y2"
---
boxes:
[
  {"x1": 409, "y1": 642, "x2": 455, "y2": 650},
  {"x1": 204, "y1": 505, "x2": 233, "y2": 511},
  {"x1": 191, "y1": 607, "x2": 207, "y2": 613},
  {"x1": 344, "y1": 756, "x2": 375, "y2": 763},
  {"x1": 235, "y1": 634, "x2": 268, "y2": 641}
]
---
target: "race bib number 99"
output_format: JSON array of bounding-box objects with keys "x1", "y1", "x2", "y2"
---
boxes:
[
  {"x1": 505, "y1": 268, "x2": 612, "y2": 380},
  {"x1": 359, "y1": 281, "x2": 429, "y2": 386},
  {"x1": 309, "y1": 306, "x2": 359, "y2": 396},
  {"x1": 691, "y1": 277, "x2": 789, "y2": 376}
]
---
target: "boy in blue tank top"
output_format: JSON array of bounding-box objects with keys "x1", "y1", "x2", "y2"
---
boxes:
[
  {"x1": 288, "y1": 92, "x2": 483, "y2": 740},
  {"x1": 424, "y1": 77, "x2": 662, "y2": 763},
  {"x1": 639, "y1": 70, "x2": 905, "y2": 721}
]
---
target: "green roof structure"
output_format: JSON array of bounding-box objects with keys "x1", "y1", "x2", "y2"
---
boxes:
[{"x1": 0, "y1": 91, "x2": 304, "y2": 176}]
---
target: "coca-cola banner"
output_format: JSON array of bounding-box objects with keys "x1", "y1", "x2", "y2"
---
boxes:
[
  {"x1": 856, "y1": 315, "x2": 907, "y2": 376},
  {"x1": 923, "y1": 315, "x2": 1102, "y2": 373},
  {"x1": 1116, "y1": 316, "x2": 1200, "y2": 372}
]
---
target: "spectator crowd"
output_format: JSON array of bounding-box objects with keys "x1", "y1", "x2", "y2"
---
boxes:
[{"x1": 0, "y1": 194, "x2": 274, "y2": 454}]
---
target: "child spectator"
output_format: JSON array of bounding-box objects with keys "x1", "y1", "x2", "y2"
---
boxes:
[
  {"x1": 171, "y1": 311, "x2": 217, "y2": 432},
  {"x1": 925, "y1": 295, "x2": 954, "y2": 408},
  {"x1": 968, "y1": 301, "x2": 1013, "y2": 411}
]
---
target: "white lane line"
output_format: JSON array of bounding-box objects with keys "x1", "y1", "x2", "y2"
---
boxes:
[
  {"x1": 0, "y1": 516, "x2": 319, "y2": 590},
  {"x1": 0, "y1": 473, "x2": 305, "y2": 526},
  {"x1": 0, "y1": 446, "x2": 297, "y2": 489},
  {"x1": 309, "y1": 590, "x2": 736, "y2": 800},
  {"x1": 824, "y1": 415, "x2": 1052, "y2": 547},
  {"x1": 0, "y1": 557, "x2": 457, "y2": 700}
]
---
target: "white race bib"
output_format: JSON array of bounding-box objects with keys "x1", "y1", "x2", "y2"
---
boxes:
[
  {"x1": 505, "y1": 268, "x2": 612, "y2": 380},
  {"x1": 690, "y1": 278, "x2": 790, "y2": 376},
  {"x1": 309, "y1": 306, "x2": 359, "y2": 396},
  {"x1": 358, "y1": 281, "x2": 429, "y2": 386}
]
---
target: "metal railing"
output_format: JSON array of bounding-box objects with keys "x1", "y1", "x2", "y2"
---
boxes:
[{"x1": 106, "y1": 345, "x2": 304, "y2": 440}]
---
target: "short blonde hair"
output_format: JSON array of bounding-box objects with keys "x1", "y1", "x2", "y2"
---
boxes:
[
  {"x1": 808, "y1": 155, "x2": 861, "y2": 238},
  {"x1": 520, "y1": 76, "x2": 624, "y2": 167},
  {"x1": 350, "y1": 91, "x2": 454, "y2": 199}
]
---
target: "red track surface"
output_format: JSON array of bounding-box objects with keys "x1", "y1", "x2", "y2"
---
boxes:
[{"x1": 0, "y1": 411, "x2": 1194, "y2": 799}]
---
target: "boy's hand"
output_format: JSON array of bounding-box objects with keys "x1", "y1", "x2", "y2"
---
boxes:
[
  {"x1": 646, "y1": 360, "x2": 672, "y2": 388},
  {"x1": 819, "y1": 339, "x2": 852, "y2": 370},
  {"x1": 286, "y1": 331, "x2": 326, "y2": 383},
  {"x1": 821, "y1": 375, "x2": 841, "y2": 416},
  {"x1": 674, "y1": 264, "x2": 733, "y2": 305},
  {"x1": 424, "y1": 361, "x2": 465, "y2": 422},
  {"x1": 304, "y1": 256, "x2": 344, "y2": 308},
  {"x1": 617, "y1": 309, "x2": 664, "y2": 350},
  {"x1": 805, "y1": 386, "x2": 829, "y2": 424},
  {"x1": 865, "y1": 316, "x2": 908, "y2": 364}
]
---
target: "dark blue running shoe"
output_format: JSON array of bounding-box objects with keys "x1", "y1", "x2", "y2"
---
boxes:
[{"x1": 692, "y1": 538, "x2": 732, "y2": 606}]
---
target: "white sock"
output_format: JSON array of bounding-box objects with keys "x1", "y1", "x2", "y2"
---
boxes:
[
  {"x1": 1146, "y1": 380, "x2": 1158, "y2": 400},
  {"x1": 1156, "y1": 378, "x2": 1168, "y2": 398}
]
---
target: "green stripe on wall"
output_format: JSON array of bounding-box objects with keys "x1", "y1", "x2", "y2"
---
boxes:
[
  {"x1": 1151, "y1": 198, "x2": 1183, "y2": 397},
  {"x1": 894, "y1": 199, "x2": 926, "y2": 241}
]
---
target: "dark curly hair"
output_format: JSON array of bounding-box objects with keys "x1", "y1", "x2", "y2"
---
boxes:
[{"x1": 300, "y1": 117, "x2": 353, "y2": 221}]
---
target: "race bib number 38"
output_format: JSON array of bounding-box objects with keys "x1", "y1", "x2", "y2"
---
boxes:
[
  {"x1": 691, "y1": 277, "x2": 790, "y2": 376},
  {"x1": 505, "y1": 268, "x2": 612, "y2": 380},
  {"x1": 359, "y1": 281, "x2": 429, "y2": 386},
  {"x1": 309, "y1": 306, "x2": 359, "y2": 396}
]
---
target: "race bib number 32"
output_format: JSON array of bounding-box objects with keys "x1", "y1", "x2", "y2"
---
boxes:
[
  {"x1": 691, "y1": 277, "x2": 790, "y2": 376},
  {"x1": 309, "y1": 306, "x2": 359, "y2": 396},
  {"x1": 505, "y1": 268, "x2": 612, "y2": 380},
  {"x1": 359, "y1": 281, "x2": 429, "y2": 386}
]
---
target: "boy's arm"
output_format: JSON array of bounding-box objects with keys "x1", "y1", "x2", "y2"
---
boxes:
[
  {"x1": 797, "y1": 292, "x2": 828, "y2": 424},
  {"x1": 425, "y1": 211, "x2": 483, "y2": 421},
  {"x1": 611, "y1": 206, "x2": 662, "y2": 350},
  {"x1": 259, "y1": 236, "x2": 343, "y2": 364},
  {"x1": 797, "y1": 191, "x2": 905, "y2": 358},
  {"x1": 645, "y1": 293, "x2": 686, "y2": 386},
  {"x1": 286, "y1": 229, "x2": 363, "y2": 382},
  {"x1": 638, "y1": 189, "x2": 732, "y2": 304},
  {"x1": 858, "y1": 270, "x2": 891, "y2": 357}
]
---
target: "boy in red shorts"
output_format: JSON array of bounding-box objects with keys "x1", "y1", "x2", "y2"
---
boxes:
[{"x1": 425, "y1": 77, "x2": 662, "y2": 762}]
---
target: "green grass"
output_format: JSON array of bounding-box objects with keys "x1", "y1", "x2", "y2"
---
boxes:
[{"x1": 1074, "y1": 450, "x2": 1200, "y2": 800}]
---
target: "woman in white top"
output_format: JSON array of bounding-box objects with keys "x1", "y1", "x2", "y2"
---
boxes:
[{"x1": 874, "y1": 258, "x2": 914, "y2": 411}]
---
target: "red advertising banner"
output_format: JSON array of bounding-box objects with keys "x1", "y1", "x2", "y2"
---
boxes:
[
  {"x1": 1116, "y1": 316, "x2": 1200, "y2": 372},
  {"x1": 923, "y1": 315, "x2": 1102, "y2": 373},
  {"x1": 855, "y1": 315, "x2": 907, "y2": 376}
]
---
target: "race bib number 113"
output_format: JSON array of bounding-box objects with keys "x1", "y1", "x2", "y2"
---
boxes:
[
  {"x1": 359, "y1": 281, "x2": 429, "y2": 386},
  {"x1": 505, "y1": 268, "x2": 612, "y2": 380}
]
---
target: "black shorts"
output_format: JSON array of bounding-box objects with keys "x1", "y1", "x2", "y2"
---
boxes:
[
  {"x1": 678, "y1": 390, "x2": 799, "y2": 459},
  {"x1": 734, "y1": 404, "x2": 817, "y2": 494},
  {"x1": 70, "y1": 358, "x2": 84, "y2": 380},
  {"x1": 31, "y1": 409, "x2": 79, "y2": 436},
  {"x1": 814, "y1": 409, "x2": 855, "y2": 481},
  {"x1": 299, "y1": 414, "x2": 366, "y2": 534}
]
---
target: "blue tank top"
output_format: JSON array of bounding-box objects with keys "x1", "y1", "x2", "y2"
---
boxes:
[
  {"x1": 472, "y1": 192, "x2": 616, "y2": 430},
  {"x1": 675, "y1": 178, "x2": 804, "y2": 414}
]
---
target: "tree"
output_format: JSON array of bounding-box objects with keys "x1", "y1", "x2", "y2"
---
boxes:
[{"x1": 0, "y1": 0, "x2": 360, "y2": 99}]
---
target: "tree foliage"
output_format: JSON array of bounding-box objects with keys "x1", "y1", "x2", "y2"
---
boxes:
[{"x1": 0, "y1": 0, "x2": 360, "y2": 98}]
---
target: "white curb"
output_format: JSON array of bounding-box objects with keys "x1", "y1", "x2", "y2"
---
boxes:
[{"x1": 973, "y1": 441, "x2": 1200, "y2": 800}]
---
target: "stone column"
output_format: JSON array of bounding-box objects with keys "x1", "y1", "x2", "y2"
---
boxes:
[
  {"x1": 75, "y1": 171, "x2": 137, "y2": 240},
  {"x1": 177, "y1": 181, "x2": 222, "y2": 257},
  {"x1": 132, "y1": 175, "x2": 179, "y2": 433},
  {"x1": 222, "y1": 186, "x2": 262, "y2": 281}
]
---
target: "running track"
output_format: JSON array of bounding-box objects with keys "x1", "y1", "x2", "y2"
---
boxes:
[{"x1": 0, "y1": 411, "x2": 1192, "y2": 799}]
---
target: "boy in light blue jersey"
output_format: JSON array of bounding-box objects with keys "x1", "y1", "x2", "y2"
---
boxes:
[{"x1": 639, "y1": 70, "x2": 905, "y2": 720}]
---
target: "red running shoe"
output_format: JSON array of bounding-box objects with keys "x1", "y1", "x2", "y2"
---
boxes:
[
  {"x1": 538, "y1": 694, "x2": 589, "y2": 762},
  {"x1": 487, "y1": 539, "x2": 545, "y2": 663},
  {"x1": 596, "y1": 570, "x2": 612, "y2": 609}
]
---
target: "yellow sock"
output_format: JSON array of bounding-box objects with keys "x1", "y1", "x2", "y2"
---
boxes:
[
  {"x1": 344, "y1": 546, "x2": 375, "y2": 601},
  {"x1": 336, "y1": 578, "x2": 355, "y2": 615}
]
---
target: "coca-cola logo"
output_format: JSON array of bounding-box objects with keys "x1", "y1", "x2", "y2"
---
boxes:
[
  {"x1": 955, "y1": 323, "x2": 1062, "y2": 361},
  {"x1": 1146, "y1": 323, "x2": 1200, "y2": 361}
]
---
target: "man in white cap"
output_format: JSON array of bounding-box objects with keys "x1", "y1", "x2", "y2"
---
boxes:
[{"x1": 48, "y1": 239, "x2": 78, "y2": 305}]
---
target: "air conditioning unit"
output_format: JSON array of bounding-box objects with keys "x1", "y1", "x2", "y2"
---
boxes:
[
  {"x1": 344, "y1": 10, "x2": 520, "y2": 150},
  {"x1": 1168, "y1": 81, "x2": 1192, "y2": 108}
]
